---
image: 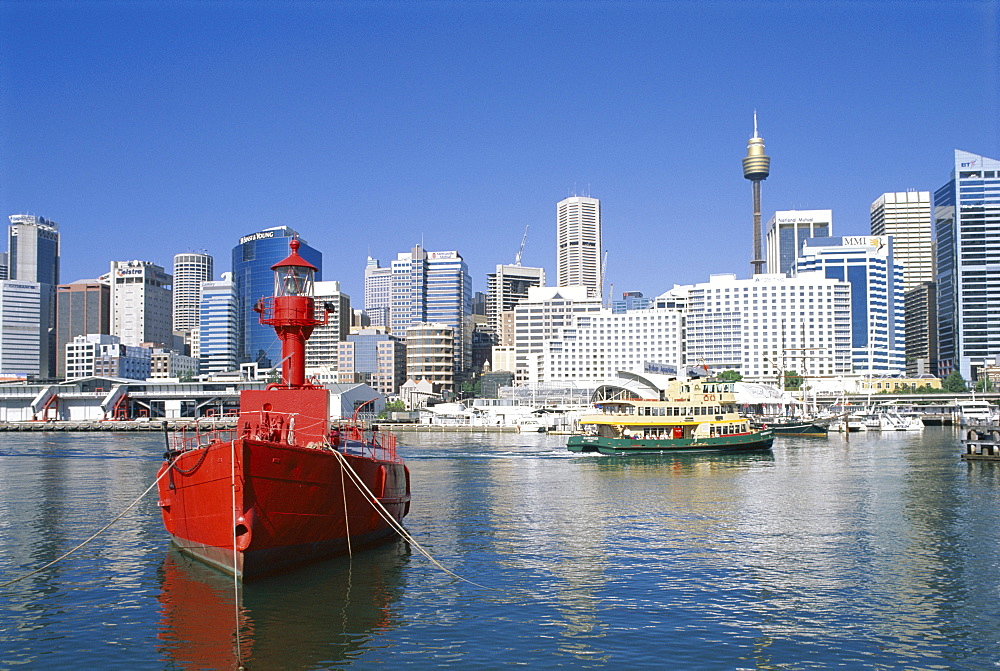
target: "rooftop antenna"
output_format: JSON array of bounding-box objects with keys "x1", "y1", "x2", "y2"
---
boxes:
[{"x1": 514, "y1": 225, "x2": 529, "y2": 266}]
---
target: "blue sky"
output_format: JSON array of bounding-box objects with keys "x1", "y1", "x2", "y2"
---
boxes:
[{"x1": 2, "y1": 1, "x2": 997, "y2": 303}]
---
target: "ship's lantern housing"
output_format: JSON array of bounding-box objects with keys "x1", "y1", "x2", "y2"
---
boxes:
[{"x1": 271, "y1": 239, "x2": 316, "y2": 297}]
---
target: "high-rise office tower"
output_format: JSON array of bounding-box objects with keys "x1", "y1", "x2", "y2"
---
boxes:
[
  {"x1": 363, "y1": 257, "x2": 391, "y2": 328},
  {"x1": 197, "y1": 273, "x2": 238, "y2": 375},
  {"x1": 231, "y1": 227, "x2": 322, "y2": 369},
  {"x1": 0, "y1": 280, "x2": 44, "y2": 376},
  {"x1": 556, "y1": 196, "x2": 602, "y2": 298},
  {"x1": 742, "y1": 114, "x2": 770, "y2": 276},
  {"x1": 390, "y1": 245, "x2": 472, "y2": 378},
  {"x1": 796, "y1": 235, "x2": 905, "y2": 375},
  {"x1": 172, "y1": 252, "x2": 214, "y2": 333},
  {"x1": 935, "y1": 150, "x2": 1000, "y2": 380},
  {"x1": 8, "y1": 215, "x2": 59, "y2": 285},
  {"x1": 765, "y1": 210, "x2": 833, "y2": 275},
  {"x1": 871, "y1": 191, "x2": 934, "y2": 378},
  {"x1": 870, "y1": 192, "x2": 933, "y2": 290},
  {"x1": 55, "y1": 280, "x2": 111, "y2": 378},
  {"x1": 9, "y1": 214, "x2": 60, "y2": 377},
  {"x1": 109, "y1": 260, "x2": 174, "y2": 348},
  {"x1": 305, "y1": 280, "x2": 351, "y2": 370},
  {"x1": 486, "y1": 264, "x2": 545, "y2": 335}
]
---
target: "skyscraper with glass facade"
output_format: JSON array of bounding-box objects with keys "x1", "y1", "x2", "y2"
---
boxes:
[
  {"x1": 935, "y1": 150, "x2": 1000, "y2": 380},
  {"x1": 389, "y1": 245, "x2": 472, "y2": 378},
  {"x1": 8, "y1": 215, "x2": 59, "y2": 285},
  {"x1": 363, "y1": 257, "x2": 391, "y2": 328},
  {"x1": 198, "y1": 272, "x2": 238, "y2": 375},
  {"x1": 765, "y1": 210, "x2": 832, "y2": 276},
  {"x1": 231, "y1": 227, "x2": 322, "y2": 369},
  {"x1": 796, "y1": 235, "x2": 905, "y2": 375}
]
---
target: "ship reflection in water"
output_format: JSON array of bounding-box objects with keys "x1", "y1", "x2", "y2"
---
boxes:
[{"x1": 156, "y1": 541, "x2": 410, "y2": 668}]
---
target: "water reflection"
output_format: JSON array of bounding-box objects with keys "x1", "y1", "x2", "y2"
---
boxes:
[{"x1": 156, "y1": 541, "x2": 410, "y2": 669}]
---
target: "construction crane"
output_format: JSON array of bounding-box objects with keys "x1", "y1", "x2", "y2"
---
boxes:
[{"x1": 513, "y1": 225, "x2": 529, "y2": 266}]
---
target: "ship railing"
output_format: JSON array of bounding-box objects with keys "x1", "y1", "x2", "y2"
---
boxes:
[
  {"x1": 167, "y1": 420, "x2": 237, "y2": 454},
  {"x1": 333, "y1": 423, "x2": 401, "y2": 462}
]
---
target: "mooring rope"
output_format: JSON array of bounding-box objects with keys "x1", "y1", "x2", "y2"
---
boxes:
[
  {"x1": 0, "y1": 462, "x2": 172, "y2": 589},
  {"x1": 341, "y1": 461, "x2": 352, "y2": 558},
  {"x1": 330, "y1": 449, "x2": 500, "y2": 592},
  {"x1": 230, "y1": 440, "x2": 245, "y2": 670}
]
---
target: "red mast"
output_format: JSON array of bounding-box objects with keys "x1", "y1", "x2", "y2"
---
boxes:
[{"x1": 255, "y1": 239, "x2": 322, "y2": 388}]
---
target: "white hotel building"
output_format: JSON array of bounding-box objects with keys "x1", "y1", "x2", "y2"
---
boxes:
[
  {"x1": 511, "y1": 274, "x2": 855, "y2": 387},
  {"x1": 512, "y1": 286, "x2": 684, "y2": 386},
  {"x1": 676, "y1": 272, "x2": 854, "y2": 382}
]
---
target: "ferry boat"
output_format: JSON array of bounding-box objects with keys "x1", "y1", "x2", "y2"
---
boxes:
[
  {"x1": 567, "y1": 379, "x2": 773, "y2": 455},
  {"x1": 156, "y1": 240, "x2": 410, "y2": 580}
]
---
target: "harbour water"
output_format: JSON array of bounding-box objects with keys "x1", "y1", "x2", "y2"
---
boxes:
[{"x1": 1, "y1": 427, "x2": 999, "y2": 669}]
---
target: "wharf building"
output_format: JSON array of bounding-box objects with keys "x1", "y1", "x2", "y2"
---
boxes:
[
  {"x1": 231, "y1": 227, "x2": 322, "y2": 369},
  {"x1": 108, "y1": 260, "x2": 174, "y2": 349},
  {"x1": 305, "y1": 280, "x2": 351, "y2": 373},
  {"x1": 197, "y1": 273, "x2": 238, "y2": 376},
  {"x1": 765, "y1": 209, "x2": 832, "y2": 276},
  {"x1": 172, "y1": 252, "x2": 213, "y2": 350},
  {"x1": 0, "y1": 280, "x2": 46, "y2": 377},
  {"x1": 674, "y1": 273, "x2": 853, "y2": 383},
  {"x1": 870, "y1": 191, "x2": 935, "y2": 376},
  {"x1": 935, "y1": 150, "x2": 1000, "y2": 381},
  {"x1": 337, "y1": 329, "x2": 406, "y2": 395},
  {"x1": 556, "y1": 196, "x2": 602, "y2": 299},
  {"x1": 363, "y1": 257, "x2": 391, "y2": 328},
  {"x1": 55, "y1": 280, "x2": 111, "y2": 379},
  {"x1": 796, "y1": 236, "x2": 905, "y2": 375},
  {"x1": 389, "y1": 246, "x2": 472, "y2": 385}
]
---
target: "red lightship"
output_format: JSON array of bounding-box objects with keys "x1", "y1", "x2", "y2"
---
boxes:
[{"x1": 156, "y1": 240, "x2": 410, "y2": 580}]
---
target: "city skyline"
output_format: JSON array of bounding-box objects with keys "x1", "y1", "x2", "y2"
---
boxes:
[{"x1": 2, "y1": 2, "x2": 997, "y2": 301}]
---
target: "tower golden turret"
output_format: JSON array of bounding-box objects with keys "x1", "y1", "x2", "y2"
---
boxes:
[{"x1": 743, "y1": 112, "x2": 770, "y2": 276}]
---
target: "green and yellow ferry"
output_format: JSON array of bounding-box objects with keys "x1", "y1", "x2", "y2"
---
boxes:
[{"x1": 567, "y1": 379, "x2": 774, "y2": 455}]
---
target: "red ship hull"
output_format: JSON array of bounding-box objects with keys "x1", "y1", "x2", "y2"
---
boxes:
[{"x1": 157, "y1": 436, "x2": 410, "y2": 580}]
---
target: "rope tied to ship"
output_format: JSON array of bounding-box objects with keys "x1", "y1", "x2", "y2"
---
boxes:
[
  {"x1": 0, "y1": 465, "x2": 173, "y2": 589},
  {"x1": 329, "y1": 449, "x2": 501, "y2": 592}
]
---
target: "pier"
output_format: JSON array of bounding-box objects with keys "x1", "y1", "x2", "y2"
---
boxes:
[{"x1": 961, "y1": 425, "x2": 1000, "y2": 460}]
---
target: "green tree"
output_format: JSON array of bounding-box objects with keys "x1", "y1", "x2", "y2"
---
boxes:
[
  {"x1": 943, "y1": 371, "x2": 967, "y2": 392},
  {"x1": 718, "y1": 370, "x2": 742, "y2": 382},
  {"x1": 377, "y1": 400, "x2": 407, "y2": 419},
  {"x1": 783, "y1": 371, "x2": 803, "y2": 391}
]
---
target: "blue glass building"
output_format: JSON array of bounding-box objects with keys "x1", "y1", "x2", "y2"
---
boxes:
[
  {"x1": 231, "y1": 227, "x2": 322, "y2": 369},
  {"x1": 389, "y1": 246, "x2": 472, "y2": 376},
  {"x1": 935, "y1": 150, "x2": 1000, "y2": 381},
  {"x1": 797, "y1": 235, "x2": 905, "y2": 375}
]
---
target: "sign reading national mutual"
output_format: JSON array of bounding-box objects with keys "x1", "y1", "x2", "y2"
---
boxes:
[{"x1": 240, "y1": 230, "x2": 277, "y2": 245}]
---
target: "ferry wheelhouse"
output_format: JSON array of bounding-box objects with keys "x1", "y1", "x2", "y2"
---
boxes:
[{"x1": 568, "y1": 379, "x2": 773, "y2": 455}]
